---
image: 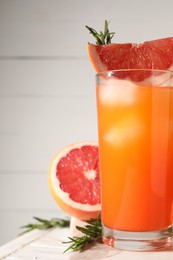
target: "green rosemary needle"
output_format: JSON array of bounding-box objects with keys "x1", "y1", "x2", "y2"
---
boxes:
[
  {"x1": 19, "y1": 216, "x2": 70, "y2": 236},
  {"x1": 86, "y1": 20, "x2": 115, "y2": 45}
]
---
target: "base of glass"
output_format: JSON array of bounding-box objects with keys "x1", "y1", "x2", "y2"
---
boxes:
[{"x1": 102, "y1": 224, "x2": 173, "y2": 251}]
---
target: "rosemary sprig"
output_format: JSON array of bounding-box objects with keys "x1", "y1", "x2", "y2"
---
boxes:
[
  {"x1": 19, "y1": 215, "x2": 102, "y2": 253},
  {"x1": 19, "y1": 216, "x2": 70, "y2": 236},
  {"x1": 63, "y1": 213, "x2": 102, "y2": 252},
  {"x1": 86, "y1": 20, "x2": 115, "y2": 45}
]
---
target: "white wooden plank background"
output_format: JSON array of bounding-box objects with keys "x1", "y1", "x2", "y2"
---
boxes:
[{"x1": 0, "y1": 0, "x2": 173, "y2": 246}]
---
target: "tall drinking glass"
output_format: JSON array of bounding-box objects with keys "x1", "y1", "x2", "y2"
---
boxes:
[{"x1": 96, "y1": 69, "x2": 173, "y2": 251}]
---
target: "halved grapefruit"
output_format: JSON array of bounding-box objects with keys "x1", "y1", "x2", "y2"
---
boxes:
[
  {"x1": 86, "y1": 21, "x2": 173, "y2": 77},
  {"x1": 48, "y1": 142, "x2": 100, "y2": 220}
]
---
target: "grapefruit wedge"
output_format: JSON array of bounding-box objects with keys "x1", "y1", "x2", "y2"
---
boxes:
[
  {"x1": 86, "y1": 21, "x2": 173, "y2": 77},
  {"x1": 87, "y1": 37, "x2": 173, "y2": 73},
  {"x1": 48, "y1": 142, "x2": 100, "y2": 220}
]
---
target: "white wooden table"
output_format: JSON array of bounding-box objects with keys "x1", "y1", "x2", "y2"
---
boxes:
[{"x1": 0, "y1": 218, "x2": 173, "y2": 260}]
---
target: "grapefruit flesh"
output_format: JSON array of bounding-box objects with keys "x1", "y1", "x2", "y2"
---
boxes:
[
  {"x1": 87, "y1": 37, "x2": 173, "y2": 81},
  {"x1": 48, "y1": 142, "x2": 101, "y2": 220}
]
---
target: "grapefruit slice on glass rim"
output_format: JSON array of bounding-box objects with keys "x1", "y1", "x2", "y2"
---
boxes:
[
  {"x1": 48, "y1": 142, "x2": 100, "y2": 220},
  {"x1": 87, "y1": 37, "x2": 173, "y2": 72},
  {"x1": 86, "y1": 21, "x2": 173, "y2": 81}
]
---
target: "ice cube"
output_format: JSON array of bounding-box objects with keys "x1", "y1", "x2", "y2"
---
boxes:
[
  {"x1": 104, "y1": 116, "x2": 143, "y2": 146},
  {"x1": 98, "y1": 79, "x2": 137, "y2": 106},
  {"x1": 140, "y1": 68, "x2": 173, "y2": 87}
]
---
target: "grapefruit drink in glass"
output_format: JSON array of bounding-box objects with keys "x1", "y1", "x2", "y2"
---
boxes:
[{"x1": 96, "y1": 69, "x2": 173, "y2": 251}]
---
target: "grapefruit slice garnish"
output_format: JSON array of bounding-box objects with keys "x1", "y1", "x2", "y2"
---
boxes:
[
  {"x1": 48, "y1": 142, "x2": 101, "y2": 220},
  {"x1": 86, "y1": 21, "x2": 173, "y2": 81},
  {"x1": 87, "y1": 38, "x2": 173, "y2": 73}
]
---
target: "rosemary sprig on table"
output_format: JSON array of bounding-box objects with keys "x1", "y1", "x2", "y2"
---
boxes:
[
  {"x1": 86, "y1": 20, "x2": 115, "y2": 45},
  {"x1": 19, "y1": 214, "x2": 102, "y2": 252},
  {"x1": 63, "y1": 214, "x2": 102, "y2": 252},
  {"x1": 19, "y1": 216, "x2": 70, "y2": 236}
]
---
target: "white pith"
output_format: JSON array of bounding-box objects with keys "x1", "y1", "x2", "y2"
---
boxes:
[
  {"x1": 84, "y1": 169, "x2": 97, "y2": 180},
  {"x1": 50, "y1": 141, "x2": 101, "y2": 212}
]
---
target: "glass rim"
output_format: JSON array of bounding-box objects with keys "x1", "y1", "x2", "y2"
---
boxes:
[{"x1": 96, "y1": 68, "x2": 173, "y2": 77}]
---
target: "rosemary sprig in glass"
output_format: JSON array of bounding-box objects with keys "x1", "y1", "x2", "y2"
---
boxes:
[
  {"x1": 86, "y1": 20, "x2": 115, "y2": 45},
  {"x1": 19, "y1": 216, "x2": 70, "y2": 236}
]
